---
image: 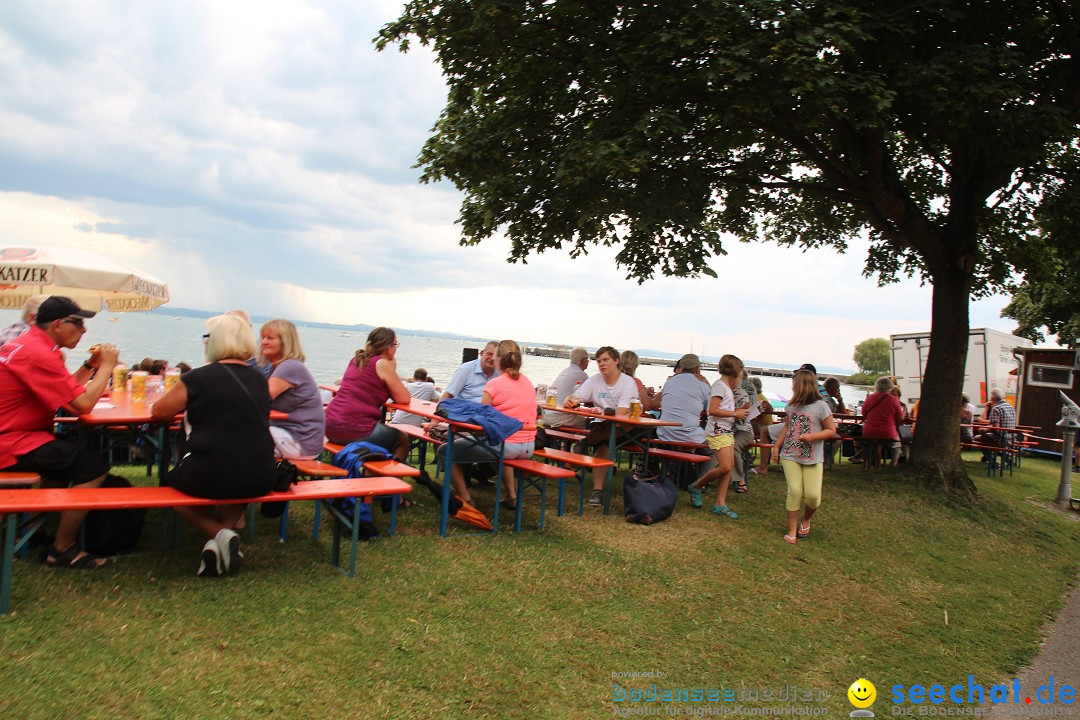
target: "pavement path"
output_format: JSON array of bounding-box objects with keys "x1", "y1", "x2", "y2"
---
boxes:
[{"x1": 985, "y1": 578, "x2": 1080, "y2": 715}]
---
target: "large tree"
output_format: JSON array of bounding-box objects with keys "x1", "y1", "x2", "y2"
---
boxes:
[
  {"x1": 378, "y1": 0, "x2": 1080, "y2": 497},
  {"x1": 1002, "y1": 149, "x2": 1080, "y2": 347},
  {"x1": 853, "y1": 338, "x2": 890, "y2": 375}
]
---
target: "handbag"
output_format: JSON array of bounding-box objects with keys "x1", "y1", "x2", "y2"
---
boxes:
[
  {"x1": 623, "y1": 469, "x2": 677, "y2": 525},
  {"x1": 261, "y1": 459, "x2": 298, "y2": 518}
]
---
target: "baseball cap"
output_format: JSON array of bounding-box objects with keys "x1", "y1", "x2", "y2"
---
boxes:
[
  {"x1": 35, "y1": 296, "x2": 97, "y2": 325},
  {"x1": 797, "y1": 363, "x2": 817, "y2": 374},
  {"x1": 677, "y1": 353, "x2": 701, "y2": 371}
]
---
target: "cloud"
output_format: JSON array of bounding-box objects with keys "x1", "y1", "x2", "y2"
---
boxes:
[{"x1": 0, "y1": 1, "x2": 1027, "y2": 370}]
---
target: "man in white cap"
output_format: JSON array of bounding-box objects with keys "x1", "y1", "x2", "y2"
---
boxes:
[{"x1": 0, "y1": 296, "x2": 120, "y2": 569}]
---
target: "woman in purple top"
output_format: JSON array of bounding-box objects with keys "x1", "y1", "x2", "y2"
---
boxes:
[
  {"x1": 259, "y1": 319, "x2": 326, "y2": 460},
  {"x1": 324, "y1": 326, "x2": 411, "y2": 459}
]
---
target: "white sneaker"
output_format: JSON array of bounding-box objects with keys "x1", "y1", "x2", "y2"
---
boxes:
[
  {"x1": 214, "y1": 528, "x2": 243, "y2": 574},
  {"x1": 198, "y1": 539, "x2": 222, "y2": 577}
]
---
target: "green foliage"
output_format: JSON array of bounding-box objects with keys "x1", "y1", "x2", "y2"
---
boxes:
[
  {"x1": 853, "y1": 337, "x2": 890, "y2": 374},
  {"x1": 1002, "y1": 149, "x2": 1080, "y2": 346},
  {"x1": 378, "y1": 0, "x2": 1079, "y2": 289}
]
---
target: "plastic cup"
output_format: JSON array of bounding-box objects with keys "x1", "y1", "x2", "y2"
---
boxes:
[
  {"x1": 164, "y1": 369, "x2": 180, "y2": 393},
  {"x1": 112, "y1": 365, "x2": 127, "y2": 391},
  {"x1": 131, "y1": 371, "x2": 148, "y2": 402}
]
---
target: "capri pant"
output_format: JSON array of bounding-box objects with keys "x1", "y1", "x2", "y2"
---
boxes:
[{"x1": 780, "y1": 460, "x2": 823, "y2": 512}]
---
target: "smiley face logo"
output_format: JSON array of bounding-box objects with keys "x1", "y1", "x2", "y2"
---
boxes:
[{"x1": 848, "y1": 678, "x2": 876, "y2": 709}]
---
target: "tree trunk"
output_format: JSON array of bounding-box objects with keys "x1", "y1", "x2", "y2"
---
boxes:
[{"x1": 906, "y1": 267, "x2": 979, "y2": 499}]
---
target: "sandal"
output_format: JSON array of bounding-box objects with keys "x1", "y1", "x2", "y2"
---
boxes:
[
  {"x1": 45, "y1": 544, "x2": 107, "y2": 570},
  {"x1": 500, "y1": 498, "x2": 518, "y2": 512},
  {"x1": 797, "y1": 523, "x2": 811, "y2": 539},
  {"x1": 712, "y1": 504, "x2": 738, "y2": 519},
  {"x1": 734, "y1": 482, "x2": 748, "y2": 493},
  {"x1": 688, "y1": 484, "x2": 703, "y2": 508},
  {"x1": 783, "y1": 534, "x2": 797, "y2": 545}
]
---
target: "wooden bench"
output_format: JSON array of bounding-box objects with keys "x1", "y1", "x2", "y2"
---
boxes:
[
  {"x1": 542, "y1": 428, "x2": 587, "y2": 450},
  {"x1": 962, "y1": 442, "x2": 1020, "y2": 476},
  {"x1": 0, "y1": 472, "x2": 41, "y2": 488},
  {"x1": 533, "y1": 447, "x2": 614, "y2": 516},
  {"x1": 503, "y1": 458, "x2": 576, "y2": 532},
  {"x1": 0, "y1": 477, "x2": 413, "y2": 614}
]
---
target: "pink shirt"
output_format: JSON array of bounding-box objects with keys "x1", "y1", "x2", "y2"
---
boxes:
[
  {"x1": 0, "y1": 326, "x2": 86, "y2": 468},
  {"x1": 484, "y1": 372, "x2": 537, "y2": 444}
]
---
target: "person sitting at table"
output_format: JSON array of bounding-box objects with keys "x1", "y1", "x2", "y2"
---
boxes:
[
  {"x1": 975, "y1": 387, "x2": 1016, "y2": 461},
  {"x1": 391, "y1": 368, "x2": 441, "y2": 427},
  {"x1": 258, "y1": 318, "x2": 325, "y2": 460},
  {"x1": 823, "y1": 378, "x2": 847, "y2": 414},
  {"x1": 440, "y1": 340, "x2": 537, "y2": 511},
  {"x1": 960, "y1": 393, "x2": 975, "y2": 443},
  {"x1": 0, "y1": 296, "x2": 119, "y2": 569},
  {"x1": 541, "y1": 347, "x2": 590, "y2": 429},
  {"x1": 858, "y1": 376, "x2": 906, "y2": 464},
  {"x1": 563, "y1": 346, "x2": 639, "y2": 507},
  {"x1": 324, "y1": 327, "x2": 412, "y2": 460},
  {"x1": 656, "y1": 353, "x2": 715, "y2": 475},
  {"x1": 441, "y1": 341, "x2": 498, "y2": 402},
  {"x1": 620, "y1": 350, "x2": 662, "y2": 413},
  {"x1": 151, "y1": 313, "x2": 277, "y2": 577},
  {"x1": 0, "y1": 293, "x2": 47, "y2": 349}
]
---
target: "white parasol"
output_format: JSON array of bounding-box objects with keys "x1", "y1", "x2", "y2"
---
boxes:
[{"x1": 0, "y1": 245, "x2": 169, "y2": 313}]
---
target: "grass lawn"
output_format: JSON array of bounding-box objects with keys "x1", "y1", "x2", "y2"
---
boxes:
[{"x1": 1, "y1": 451, "x2": 1078, "y2": 719}]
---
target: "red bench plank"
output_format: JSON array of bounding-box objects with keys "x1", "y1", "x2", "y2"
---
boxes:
[
  {"x1": 503, "y1": 458, "x2": 575, "y2": 479},
  {"x1": 648, "y1": 448, "x2": 711, "y2": 463},
  {"x1": 363, "y1": 459, "x2": 420, "y2": 478},
  {"x1": 289, "y1": 459, "x2": 349, "y2": 478},
  {"x1": 0, "y1": 472, "x2": 41, "y2": 488},
  {"x1": 534, "y1": 448, "x2": 614, "y2": 468},
  {"x1": 0, "y1": 478, "x2": 411, "y2": 513}
]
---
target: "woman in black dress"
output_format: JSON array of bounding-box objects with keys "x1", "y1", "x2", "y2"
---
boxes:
[{"x1": 152, "y1": 313, "x2": 276, "y2": 577}]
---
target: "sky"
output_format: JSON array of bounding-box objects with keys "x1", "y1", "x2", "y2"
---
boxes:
[{"x1": 0, "y1": 0, "x2": 1026, "y2": 371}]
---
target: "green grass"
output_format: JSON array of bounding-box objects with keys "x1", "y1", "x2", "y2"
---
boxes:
[{"x1": 1, "y1": 453, "x2": 1078, "y2": 719}]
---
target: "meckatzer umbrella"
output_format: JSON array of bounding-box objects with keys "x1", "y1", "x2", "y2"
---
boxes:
[
  {"x1": 0, "y1": 245, "x2": 169, "y2": 313},
  {"x1": 415, "y1": 470, "x2": 494, "y2": 531}
]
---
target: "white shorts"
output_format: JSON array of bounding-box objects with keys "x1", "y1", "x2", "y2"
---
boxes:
[{"x1": 270, "y1": 426, "x2": 318, "y2": 461}]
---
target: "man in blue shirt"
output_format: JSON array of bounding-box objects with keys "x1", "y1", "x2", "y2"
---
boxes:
[{"x1": 442, "y1": 341, "x2": 498, "y2": 401}]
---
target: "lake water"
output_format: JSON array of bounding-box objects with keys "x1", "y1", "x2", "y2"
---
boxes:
[{"x1": 0, "y1": 310, "x2": 867, "y2": 406}]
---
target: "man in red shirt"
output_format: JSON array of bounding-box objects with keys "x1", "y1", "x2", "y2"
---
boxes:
[{"x1": 0, "y1": 296, "x2": 120, "y2": 569}]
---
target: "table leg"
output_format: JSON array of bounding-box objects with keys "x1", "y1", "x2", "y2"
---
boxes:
[
  {"x1": 440, "y1": 427, "x2": 454, "y2": 537},
  {"x1": 1, "y1": 514, "x2": 14, "y2": 615}
]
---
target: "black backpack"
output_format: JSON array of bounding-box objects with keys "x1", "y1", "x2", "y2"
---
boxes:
[
  {"x1": 83, "y1": 474, "x2": 146, "y2": 556},
  {"x1": 623, "y1": 469, "x2": 677, "y2": 525}
]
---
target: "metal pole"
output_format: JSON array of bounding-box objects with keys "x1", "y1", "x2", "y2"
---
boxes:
[{"x1": 1055, "y1": 391, "x2": 1080, "y2": 510}]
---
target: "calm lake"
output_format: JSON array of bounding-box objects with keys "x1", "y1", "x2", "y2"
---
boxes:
[{"x1": 0, "y1": 310, "x2": 868, "y2": 405}]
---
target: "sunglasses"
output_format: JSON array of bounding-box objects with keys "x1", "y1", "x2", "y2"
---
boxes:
[
  {"x1": 202, "y1": 333, "x2": 210, "y2": 341},
  {"x1": 61, "y1": 317, "x2": 85, "y2": 328}
]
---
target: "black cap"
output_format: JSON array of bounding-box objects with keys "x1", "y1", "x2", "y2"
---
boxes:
[
  {"x1": 797, "y1": 363, "x2": 817, "y2": 374},
  {"x1": 35, "y1": 296, "x2": 96, "y2": 325}
]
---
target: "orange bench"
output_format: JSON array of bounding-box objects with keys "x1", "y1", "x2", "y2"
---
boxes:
[
  {"x1": 0, "y1": 476, "x2": 413, "y2": 614},
  {"x1": 533, "y1": 447, "x2": 614, "y2": 516},
  {"x1": 503, "y1": 458, "x2": 576, "y2": 532}
]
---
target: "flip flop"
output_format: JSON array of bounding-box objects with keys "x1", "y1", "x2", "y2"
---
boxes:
[
  {"x1": 734, "y1": 483, "x2": 748, "y2": 493},
  {"x1": 45, "y1": 544, "x2": 108, "y2": 570},
  {"x1": 783, "y1": 534, "x2": 797, "y2": 545},
  {"x1": 797, "y1": 523, "x2": 810, "y2": 539}
]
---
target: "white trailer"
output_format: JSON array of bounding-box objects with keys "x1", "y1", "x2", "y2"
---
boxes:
[{"x1": 889, "y1": 328, "x2": 1032, "y2": 407}]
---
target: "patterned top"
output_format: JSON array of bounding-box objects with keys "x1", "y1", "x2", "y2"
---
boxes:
[
  {"x1": 779, "y1": 400, "x2": 832, "y2": 466},
  {"x1": 989, "y1": 400, "x2": 1017, "y2": 444}
]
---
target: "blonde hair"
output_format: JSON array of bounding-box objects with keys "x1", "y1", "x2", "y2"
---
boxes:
[
  {"x1": 620, "y1": 350, "x2": 640, "y2": 377},
  {"x1": 496, "y1": 339, "x2": 522, "y2": 379},
  {"x1": 258, "y1": 319, "x2": 306, "y2": 364},
  {"x1": 354, "y1": 327, "x2": 396, "y2": 368},
  {"x1": 205, "y1": 314, "x2": 256, "y2": 363},
  {"x1": 789, "y1": 369, "x2": 822, "y2": 406}
]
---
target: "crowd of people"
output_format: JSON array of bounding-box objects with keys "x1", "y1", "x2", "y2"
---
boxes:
[{"x1": 0, "y1": 293, "x2": 1025, "y2": 578}]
